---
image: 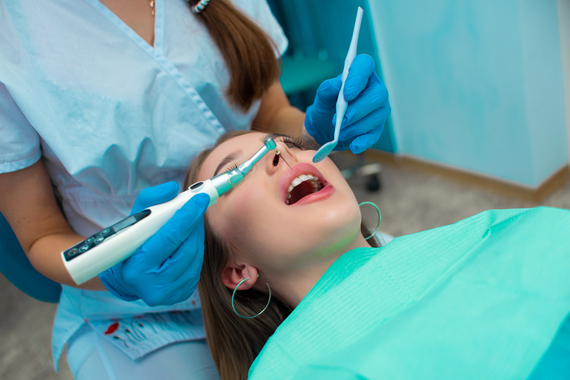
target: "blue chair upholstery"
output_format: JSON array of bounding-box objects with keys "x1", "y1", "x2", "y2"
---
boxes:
[
  {"x1": 279, "y1": 56, "x2": 338, "y2": 96},
  {"x1": 0, "y1": 212, "x2": 62, "y2": 303}
]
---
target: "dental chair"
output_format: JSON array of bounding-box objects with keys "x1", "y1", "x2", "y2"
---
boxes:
[
  {"x1": 0, "y1": 212, "x2": 62, "y2": 303},
  {"x1": 268, "y1": 0, "x2": 383, "y2": 192}
]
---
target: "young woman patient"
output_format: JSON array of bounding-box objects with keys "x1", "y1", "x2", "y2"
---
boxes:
[{"x1": 185, "y1": 130, "x2": 570, "y2": 380}]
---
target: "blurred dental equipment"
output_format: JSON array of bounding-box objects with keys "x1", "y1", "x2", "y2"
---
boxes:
[
  {"x1": 62, "y1": 136, "x2": 278, "y2": 285},
  {"x1": 313, "y1": 6, "x2": 363, "y2": 163}
]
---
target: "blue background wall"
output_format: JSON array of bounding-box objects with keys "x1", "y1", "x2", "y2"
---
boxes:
[{"x1": 369, "y1": 0, "x2": 568, "y2": 187}]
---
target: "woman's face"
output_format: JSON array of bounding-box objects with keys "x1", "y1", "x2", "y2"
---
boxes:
[{"x1": 197, "y1": 132, "x2": 363, "y2": 275}]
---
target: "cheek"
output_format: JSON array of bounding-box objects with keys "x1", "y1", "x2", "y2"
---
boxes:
[
  {"x1": 207, "y1": 186, "x2": 312, "y2": 270},
  {"x1": 207, "y1": 184, "x2": 275, "y2": 254}
]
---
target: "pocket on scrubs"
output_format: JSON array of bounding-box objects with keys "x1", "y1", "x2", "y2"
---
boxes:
[{"x1": 67, "y1": 324, "x2": 220, "y2": 380}]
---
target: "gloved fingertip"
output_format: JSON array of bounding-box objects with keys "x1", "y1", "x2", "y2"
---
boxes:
[
  {"x1": 345, "y1": 55, "x2": 376, "y2": 101},
  {"x1": 140, "y1": 181, "x2": 179, "y2": 201},
  {"x1": 160, "y1": 182, "x2": 181, "y2": 199},
  {"x1": 151, "y1": 181, "x2": 179, "y2": 194},
  {"x1": 193, "y1": 193, "x2": 210, "y2": 209},
  {"x1": 331, "y1": 74, "x2": 343, "y2": 85},
  {"x1": 350, "y1": 145, "x2": 364, "y2": 155},
  {"x1": 166, "y1": 181, "x2": 180, "y2": 191},
  {"x1": 353, "y1": 54, "x2": 375, "y2": 72},
  {"x1": 343, "y1": 85, "x2": 358, "y2": 102},
  {"x1": 349, "y1": 140, "x2": 368, "y2": 155},
  {"x1": 344, "y1": 78, "x2": 367, "y2": 101},
  {"x1": 319, "y1": 77, "x2": 341, "y2": 97}
]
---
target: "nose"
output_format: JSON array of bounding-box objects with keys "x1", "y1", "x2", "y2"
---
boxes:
[
  {"x1": 266, "y1": 141, "x2": 297, "y2": 172},
  {"x1": 272, "y1": 152, "x2": 281, "y2": 167}
]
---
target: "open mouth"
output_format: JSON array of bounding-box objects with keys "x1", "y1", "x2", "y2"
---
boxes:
[
  {"x1": 286, "y1": 174, "x2": 324, "y2": 205},
  {"x1": 280, "y1": 163, "x2": 329, "y2": 205}
]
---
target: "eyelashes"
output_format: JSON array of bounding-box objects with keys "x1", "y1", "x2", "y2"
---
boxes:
[
  {"x1": 221, "y1": 162, "x2": 239, "y2": 197},
  {"x1": 276, "y1": 135, "x2": 305, "y2": 150},
  {"x1": 226, "y1": 162, "x2": 239, "y2": 171}
]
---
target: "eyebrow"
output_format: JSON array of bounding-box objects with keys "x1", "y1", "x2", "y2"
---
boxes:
[{"x1": 213, "y1": 133, "x2": 284, "y2": 176}]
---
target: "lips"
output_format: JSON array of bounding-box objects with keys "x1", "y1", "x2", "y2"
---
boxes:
[{"x1": 279, "y1": 163, "x2": 333, "y2": 205}]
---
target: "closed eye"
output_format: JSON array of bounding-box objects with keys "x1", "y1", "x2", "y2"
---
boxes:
[
  {"x1": 225, "y1": 162, "x2": 239, "y2": 172},
  {"x1": 221, "y1": 162, "x2": 240, "y2": 197},
  {"x1": 275, "y1": 135, "x2": 305, "y2": 150}
]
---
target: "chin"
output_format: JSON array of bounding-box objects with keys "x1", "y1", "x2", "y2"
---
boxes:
[
  {"x1": 310, "y1": 206, "x2": 361, "y2": 248},
  {"x1": 320, "y1": 197, "x2": 360, "y2": 227}
]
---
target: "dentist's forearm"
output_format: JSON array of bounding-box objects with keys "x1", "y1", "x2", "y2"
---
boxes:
[
  {"x1": 28, "y1": 232, "x2": 107, "y2": 290},
  {"x1": 252, "y1": 81, "x2": 305, "y2": 138},
  {"x1": 0, "y1": 160, "x2": 106, "y2": 291}
]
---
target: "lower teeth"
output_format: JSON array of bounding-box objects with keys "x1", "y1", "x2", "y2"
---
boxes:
[{"x1": 286, "y1": 181, "x2": 323, "y2": 205}]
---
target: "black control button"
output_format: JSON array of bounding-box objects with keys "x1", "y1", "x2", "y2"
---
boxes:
[
  {"x1": 79, "y1": 245, "x2": 89, "y2": 253},
  {"x1": 95, "y1": 236, "x2": 104, "y2": 244},
  {"x1": 68, "y1": 248, "x2": 78, "y2": 256},
  {"x1": 101, "y1": 228, "x2": 111, "y2": 236},
  {"x1": 85, "y1": 237, "x2": 94, "y2": 244},
  {"x1": 190, "y1": 181, "x2": 203, "y2": 190}
]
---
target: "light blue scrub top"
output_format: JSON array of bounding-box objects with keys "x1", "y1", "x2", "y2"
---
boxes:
[{"x1": 0, "y1": 0, "x2": 287, "y2": 369}]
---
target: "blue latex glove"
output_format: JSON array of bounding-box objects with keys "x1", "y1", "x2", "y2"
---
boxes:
[
  {"x1": 99, "y1": 182, "x2": 209, "y2": 306},
  {"x1": 304, "y1": 54, "x2": 391, "y2": 154}
]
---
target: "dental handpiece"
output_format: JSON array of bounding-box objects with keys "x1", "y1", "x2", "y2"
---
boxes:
[{"x1": 62, "y1": 136, "x2": 277, "y2": 285}]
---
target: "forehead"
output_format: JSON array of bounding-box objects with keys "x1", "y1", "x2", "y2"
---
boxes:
[{"x1": 198, "y1": 132, "x2": 266, "y2": 180}]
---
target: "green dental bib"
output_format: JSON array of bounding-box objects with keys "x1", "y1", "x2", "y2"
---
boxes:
[{"x1": 249, "y1": 207, "x2": 570, "y2": 379}]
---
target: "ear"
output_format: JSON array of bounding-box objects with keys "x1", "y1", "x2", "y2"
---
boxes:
[{"x1": 221, "y1": 263, "x2": 259, "y2": 291}]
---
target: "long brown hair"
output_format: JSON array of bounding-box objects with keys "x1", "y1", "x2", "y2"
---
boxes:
[
  {"x1": 184, "y1": 131, "x2": 380, "y2": 380},
  {"x1": 188, "y1": 0, "x2": 280, "y2": 110}
]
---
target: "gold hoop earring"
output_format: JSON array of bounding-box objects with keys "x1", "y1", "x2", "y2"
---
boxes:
[
  {"x1": 359, "y1": 201, "x2": 382, "y2": 240},
  {"x1": 231, "y1": 277, "x2": 272, "y2": 319}
]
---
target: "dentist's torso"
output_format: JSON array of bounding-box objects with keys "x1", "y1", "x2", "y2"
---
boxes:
[{"x1": 0, "y1": 0, "x2": 287, "y2": 367}]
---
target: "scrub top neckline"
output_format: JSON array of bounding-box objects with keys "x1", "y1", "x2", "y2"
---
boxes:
[
  {"x1": 85, "y1": 0, "x2": 165, "y2": 55},
  {"x1": 83, "y1": 0, "x2": 225, "y2": 135}
]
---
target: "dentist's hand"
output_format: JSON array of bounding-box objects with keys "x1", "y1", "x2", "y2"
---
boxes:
[
  {"x1": 99, "y1": 182, "x2": 208, "y2": 306},
  {"x1": 304, "y1": 54, "x2": 391, "y2": 154}
]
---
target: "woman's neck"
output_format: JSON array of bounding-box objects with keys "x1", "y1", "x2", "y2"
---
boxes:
[{"x1": 270, "y1": 233, "x2": 371, "y2": 308}]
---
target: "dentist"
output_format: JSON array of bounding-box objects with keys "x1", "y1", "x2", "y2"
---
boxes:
[{"x1": 0, "y1": 0, "x2": 390, "y2": 378}]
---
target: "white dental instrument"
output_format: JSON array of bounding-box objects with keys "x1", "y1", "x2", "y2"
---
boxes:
[
  {"x1": 313, "y1": 6, "x2": 363, "y2": 163},
  {"x1": 62, "y1": 136, "x2": 278, "y2": 285}
]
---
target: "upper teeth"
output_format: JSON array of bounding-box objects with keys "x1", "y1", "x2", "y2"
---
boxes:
[{"x1": 286, "y1": 174, "x2": 322, "y2": 204}]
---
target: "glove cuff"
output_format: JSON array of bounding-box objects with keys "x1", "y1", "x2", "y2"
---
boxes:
[{"x1": 98, "y1": 269, "x2": 140, "y2": 302}]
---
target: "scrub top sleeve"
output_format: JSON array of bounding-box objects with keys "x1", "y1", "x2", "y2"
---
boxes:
[
  {"x1": 234, "y1": 0, "x2": 289, "y2": 57},
  {"x1": 0, "y1": 83, "x2": 41, "y2": 174}
]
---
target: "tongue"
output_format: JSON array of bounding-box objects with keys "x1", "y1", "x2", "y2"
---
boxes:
[{"x1": 288, "y1": 181, "x2": 316, "y2": 205}]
